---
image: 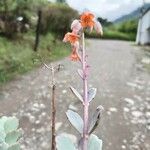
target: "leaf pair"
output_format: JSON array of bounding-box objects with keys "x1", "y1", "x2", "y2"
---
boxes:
[
  {"x1": 56, "y1": 134, "x2": 102, "y2": 150},
  {"x1": 66, "y1": 105, "x2": 103, "y2": 135},
  {"x1": 70, "y1": 86, "x2": 97, "y2": 103}
]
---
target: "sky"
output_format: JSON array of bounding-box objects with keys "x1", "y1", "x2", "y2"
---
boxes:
[{"x1": 66, "y1": 0, "x2": 150, "y2": 21}]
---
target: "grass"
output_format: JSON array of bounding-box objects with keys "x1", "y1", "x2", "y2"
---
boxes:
[
  {"x1": 0, "y1": 32, "x2": 70, "y2": 84},
  {"x1": 86, "y1": 28, "x2": 136, "y2": 41}
]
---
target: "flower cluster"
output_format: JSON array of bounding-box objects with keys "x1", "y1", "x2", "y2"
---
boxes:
[{"x1": 63, "y1": 12, "x2": 103, "y2": 61}]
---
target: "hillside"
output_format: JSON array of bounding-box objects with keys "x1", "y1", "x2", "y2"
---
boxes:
[{"x1": 114, "y1": 3, "x2": 150, "y2": 23}]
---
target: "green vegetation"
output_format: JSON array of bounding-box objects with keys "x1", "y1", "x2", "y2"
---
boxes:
[
  {"x1": 41, "y1": 4, "x2": 78, "y2": 36},
  {"x1": 0, "y1": 32, "x2": 70, "y2": 84},
  {"x1": 87, "y1": 19, "x2": 138, "y2": 41},
  {"x1": 86, "y1": 29, "x2": 136, "y2": 41},
  {"x1": 0, "y1": 1, "x2": 78, "y2": 84},
  {"x1": 0, "y1": 0, "x2": 139, "y2": 84}
]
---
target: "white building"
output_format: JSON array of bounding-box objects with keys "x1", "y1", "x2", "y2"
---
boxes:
[{"x1": 136, "y1": 8, "x2": 150, "y2": 45}]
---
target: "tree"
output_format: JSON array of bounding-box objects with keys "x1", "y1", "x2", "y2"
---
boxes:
[
  {"x1": 56, "y1": 0, "x2": 66, "y2": 3},
  {"x1": 97, "y1": 17, "x2": 112, "y2": 26}
]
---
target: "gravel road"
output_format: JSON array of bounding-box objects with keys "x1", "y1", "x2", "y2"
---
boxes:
[{"x1": 0, "y1": 39, "x2": 150, "y2": 150}]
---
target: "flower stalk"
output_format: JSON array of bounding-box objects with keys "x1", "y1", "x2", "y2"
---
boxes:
[
  {"x1": 58, "y1": 11, "x2": 103, "y2": 150},
  {"x1": 82, "y1": 32, "x2": 89, "y2": 150}
]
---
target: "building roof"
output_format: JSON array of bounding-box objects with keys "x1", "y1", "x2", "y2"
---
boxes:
[{"x1": 141, "y1": 6, "x2": 150, "y2": 17}]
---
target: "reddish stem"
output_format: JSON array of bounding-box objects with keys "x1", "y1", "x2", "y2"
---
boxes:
[
  {"x1": 82, "y1": 32, "x2": 89, "y2": 150},
  {"x1": 51, "y1": 68, "x2": 56, "y2": 150}
]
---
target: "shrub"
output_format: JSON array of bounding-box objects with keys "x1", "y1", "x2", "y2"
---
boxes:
[
  {"x1": 117, "y1": 19, "x2": 138, "y2": 33},
  {"x1": 40, "y1": 4, "x2": 79, "y2": 37}
]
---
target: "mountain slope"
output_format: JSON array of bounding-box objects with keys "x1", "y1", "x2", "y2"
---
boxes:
[{"x1": 114, "y1": 3, "x2": 150, "y2": 23}]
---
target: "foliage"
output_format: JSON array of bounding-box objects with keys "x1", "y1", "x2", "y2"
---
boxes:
[
  {"x1": 0, "y1": 0, "x2": 49, "y2": 38},
  {"x1": 97, "y1": 17, "x2": 112, "y2": 26},
  {"x1": 0, "y1": 116, "x2": 21, "y2": 150},
  {"x1": 56, "y1": 0, "x2": 66, "y2": 3},
  {"x1": 86, "y1": 29, "x2": 136, "y2": 41},
  {"x1": 86, "y1": 19, "x2": 138, "y2": 41},
  {"x1": 0, "y1": 1, "x2": 78, "y2": 38},
  {"x1": 117, "y1": 19, "x2": 138, "y2": 33},
  {"x1": 56, "y1": 134, "x2": 102, "y2": 150},
  {"x1": 0, "y1": 0, "x2": 48, "y2": 12},
  {"x1": 40, "y1": 4, "x2": 79, "y2": 36},
  {"x1": 0, "y1": 32, "x2": 70, "y2": 84}
]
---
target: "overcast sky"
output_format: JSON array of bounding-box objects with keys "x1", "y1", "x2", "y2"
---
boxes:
[{"x1": 66, "y1": 0, "x2": 150, "y2": 21}]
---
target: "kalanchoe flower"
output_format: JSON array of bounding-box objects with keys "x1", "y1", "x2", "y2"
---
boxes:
[
  {"x1": 80, "y1": 12, "x2": 95, "y2": 28},
  {"x1": 63, "y1": 32, "x2": 79, "y2": 44},
  {"x1": 94, "y1": 21, "x2": 103, "y2": 35},
  {"x1": 70, "y1": 47, "x2": 81, "y2": 61},
  {"x1": 71, "y1": 19, "x2": 82, "y2": 34}
]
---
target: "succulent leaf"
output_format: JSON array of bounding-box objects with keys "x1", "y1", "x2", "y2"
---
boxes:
[
  {"x1": 56, "y1": 135, "x2": 76, "y2": 150},
  {"x1": 5, "y1": 130, "x2": 21, "y2": 145},
  {"x1": 77, "y1": 69, "x2": 84, "y2": 79},
  {"x1": 4, "y1": 117, "x2": 19, "y2": 133},
  {"x1": 70, "y1": 86, "x2": 83, "y2": 102},
  {"x1": 66, "y1": 110, "x2": 83, "y2": 133},
  {"x1": 8, "y1": 143, "x2": 20, "y2": 150},
  {"x1": 88, "y1": 88, "x2": 97, "y2": 102},
  {"x1": 0, "y1": 116, "x2": 21, "y2": 149},
  {"x1": 88, "y1": 106, "x2": 103, "y2": 134},
  {"x1": 88, "y1": 134, "x2": 102, "y2": 150},
  {"x1": 0, "y1": 142, "x2": 8, "y2": 150}
]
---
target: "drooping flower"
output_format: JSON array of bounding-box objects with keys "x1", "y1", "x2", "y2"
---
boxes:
[
  {"x1": 70, "y1": 46, "x2": 80, "y2": 62},
  {"x1": 71, "y1": 19, "x2": 82, "y2": 34},
  {"x1": 80, "y1": 12, "x2": 95, "y2": 28},
  {"x1": 94, "y1": 21, "x2": 103, "y2": 35},
  {"x1": 63, "y1": 32, "x2": 79, "y2": 44}
]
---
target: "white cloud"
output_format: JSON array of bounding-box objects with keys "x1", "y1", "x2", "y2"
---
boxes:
[{"x1": 66, "y1": 0, "x2": 150, "y2": 21}]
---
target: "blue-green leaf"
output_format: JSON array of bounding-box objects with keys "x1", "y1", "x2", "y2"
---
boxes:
[
  {"x1": 56, "y1": 135, "x2": 76, "y2": 150},
  {"x1": 0, "y1": 117, "x2": 7, "y2": 133},
  {"x1": 5, "y1": 130, "x2": 21, "y2": 145},
  {"x1": 88, "y1": 106, "x2": 103, "y2": 134},
  {"x1": 8, "y1": 143, "x2": 20, "y2": 150},
  {"x1": 0, "y1": 131, "x2": 6, "y2": 143},
  {"x1": 70, "y1": 86, "x2": 83, "y2": 102},
  {"x1": 88, "y1": 134, "x2": 102, "y2": 150},
  {"x1": 77, "y1": 69, "x2": 83, "y2": 79},
  {"x1": 66, "y1": 110, "x2": 83, "y2": 133},
  {"x1": 88, "y1": 88, "x2": 97, "y2": 102},
  {"x1": 4, "y1": 117, "x2": 19, "y2": 133},
  {"x1": 0, "y1": 142, "x2": 8, "y2": 150}
]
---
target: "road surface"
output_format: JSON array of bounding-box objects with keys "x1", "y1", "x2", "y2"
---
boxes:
[{"x1": 0, "y1": 40, "x2": 150, "y2": 150}]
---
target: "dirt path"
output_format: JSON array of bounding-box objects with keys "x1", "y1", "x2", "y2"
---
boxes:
[{"x1": 0, "y1": 40, "x2": 150, "y2": 150}]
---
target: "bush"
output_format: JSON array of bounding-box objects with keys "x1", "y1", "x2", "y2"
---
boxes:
[
  {"x1": 117, "y1": 19, "x2": 138, "y2": 33},
  {"x1": 86, "y1": 28, "x2": 136, "y2": 41},
  {"x1": 40, "y1": 4, "x2": 79, "y2": 37},
  {"x1": 0, "y1": 33, "x2": 70, "y2": 84},
  {"x1": 86, "y1": 19, "x2": 138, "y2": 41},
  {"x1": 0, "y1": 0, "x2": 49, "y2": 38}
]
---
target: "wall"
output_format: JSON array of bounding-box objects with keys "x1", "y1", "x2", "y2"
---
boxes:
[{"x1": 136, "y1": 10, "x2": 150, "y2": 45}]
